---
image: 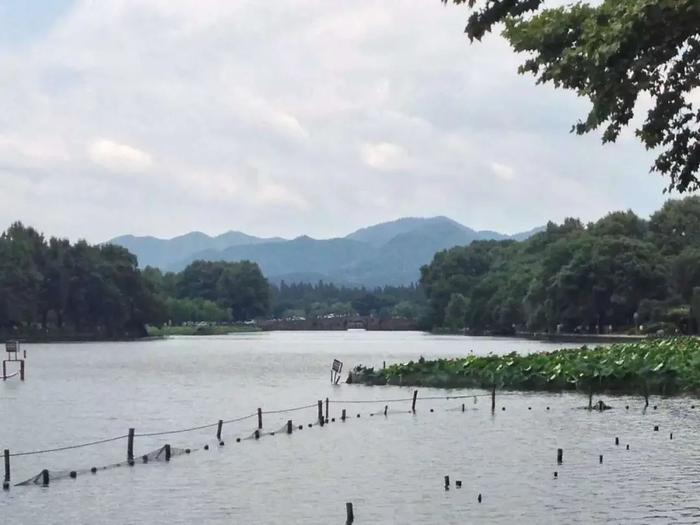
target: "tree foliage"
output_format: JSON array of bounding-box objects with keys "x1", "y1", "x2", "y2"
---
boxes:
[
  {"x1": 421, "y1": 196, "x2": 700, "y2": 334},
  {"x1": 447, "y1": 0, "x2": 700, "y2": 192}
]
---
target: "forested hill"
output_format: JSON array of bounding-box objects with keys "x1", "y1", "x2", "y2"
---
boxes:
[
  {"x1": 421, "y1": 197, "x2": 700, "y2": 335},
  {"x1": 110, "y1": 217, "x2": 542, "y2": 286}
]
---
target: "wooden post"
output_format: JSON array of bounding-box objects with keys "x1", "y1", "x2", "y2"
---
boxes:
[
  {"x1": 41, "y1": 469, "x2": 49, "y2": 487},
  {"x1": 599, "y1": 454, "x2": 603, "y2": 464},
  {"x1": 164, "y1": 444, "x2": 171, "y2": 461},
  {"x1": 325, "y1": 397, "x2": 329, "y2": 421},
  {"x1": 462, "y1": 403, "x2": 465, "y2": 412},
  {"x1": 444, "y1": 475, "x2": 450, "y2": 490},
  {"x1": 217, "y1": 420, "x2": 223, "y2": 441},
  {"x1": 557, "y1": 448, "x2": 563, "y2": 464},
  {"x1": 412, "y1": 390, "x2": 418, "y2": 413},
  {"x1": 3, "y1": 449, "x2": 9, "y2": 489},
  {"x1": 287, "y1": 420, "x2": 293, "y2": 434},
  {"x1": 346, "y1": 502, "x2": 354, "y2": 524},
  {"x1": 2, "y1": 361, "x2": 5, "y2": 380},
  {"x1": 384, "y1": 405, "x2": 388, "y2": 416},
  {"x1": 615, "y1": 437, "x2": 619, "y2": 445},
  {"x1": 127, "y1": 428, "x2": 135, "y2": 464},
  {"x1": 491, "y1": 384, "x2": 496, "y2": 412},
  {"x1": 257, "y1": 408, "x2": 263, "y2": 430},
  {"x1": 342, "y1": 409, "x2": 346, "y2": 421},
  {"x1": 254, "y1": 429, "x2": 260, "y2": 440},
  {"x1": 318, "y1": 400, "x2": 324, "y2": 426},
  {"x1": 19, "y1": 360, "x2": 24, "y2": 381}
]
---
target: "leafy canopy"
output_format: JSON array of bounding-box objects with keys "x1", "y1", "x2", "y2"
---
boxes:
[{"x1": 446, "y1": 0, "x2": 700, "y2": 192}]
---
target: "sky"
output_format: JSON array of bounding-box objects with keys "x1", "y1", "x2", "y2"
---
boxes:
[{"x1": 0, "y1": 0, "x2": 676, "y2": 242}]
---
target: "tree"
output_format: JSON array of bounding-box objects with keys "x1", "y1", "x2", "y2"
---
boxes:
[
  {"x1": 444, "y1": 293, "x2": 468, "y2": 331},
  {"x1": 446, "y1": 0, "x2": 700, "y2": 192}
]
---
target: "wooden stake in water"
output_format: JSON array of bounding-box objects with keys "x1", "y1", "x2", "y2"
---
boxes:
[
  {"x1": 127, "y1": 428, "x2": 135, "y2": 465},
  {"x1": 325, "y1": 397, "x2": 329, "y2": 421},
  {"x1": 341, "y1": 409, "x2": 347, "y2": 421},
  {"x1": 412, "y1": 390, "x2": 418, "y2": 413},
  {"x1": 257, "y1": 408, "x2": 263, "y2": 430},
  {"x1": 164, "y1": 444, "x2": 171, "y2": 461},
  {"x1": 41, "y1": 469, "x2": 49, "y2": 487},
  {"x1": 491, "y1": 385, "x2": 496, "y2": 413},
  {"x1": 318, "y1": 400, "x2": 324, "y2": 426},
  {"x1": 217, "y1": 420, "x2": 223, "y2": 441},
  {"x1": 346, "y1": 502, "x2": 354, "y2": 524},
  {"x1": 557, "y1": 448, "x2": 563, "y2": 464},
  {"x1": 3, "y1": 449, "x2": 9, "y2": 490},
  {"x1": 287, "y1": 420, "x2": 293, "y2": 434}
]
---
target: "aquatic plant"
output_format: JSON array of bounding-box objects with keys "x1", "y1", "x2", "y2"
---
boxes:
[{"x1": 352, "y1": 338, "x2": 700, "y2": 398}]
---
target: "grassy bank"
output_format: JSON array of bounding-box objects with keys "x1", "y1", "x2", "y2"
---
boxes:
[
  {"x1": 351, "y1": 337, "x2": 700, "y2": 398},
  {"x1": 146, "y1": 324, "x2": 262, "y2": 336}
]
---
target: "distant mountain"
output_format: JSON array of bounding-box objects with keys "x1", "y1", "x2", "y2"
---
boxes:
[
  {"x1": 109, "y1": 217, "x2": 542, "y2": 286},
  {"x1": 109, "y1": 231, "x2": 283, "y2": 268}
]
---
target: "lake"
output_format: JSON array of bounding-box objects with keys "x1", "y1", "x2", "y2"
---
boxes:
[{"x1": 1, "y1": 331, "x2": 699, "y2": 524}]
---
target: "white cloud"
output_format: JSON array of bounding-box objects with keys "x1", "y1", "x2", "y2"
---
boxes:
[
  {"x1": 490, "y1": 162, "x2": 516, "y2": 181},
  {"x1": 88, "y1": 139, "x2": 152, "y2": 173},
  {"x1": 361, "y1": 142, "x2": 408, "y2": 171},
  {"x1": 0, "y1": 0, "x2": 667, "y2": 241}
]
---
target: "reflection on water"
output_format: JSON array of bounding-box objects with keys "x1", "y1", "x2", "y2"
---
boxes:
[{"x1": 1, "y1": 332, "x2": 699, "y2": 524}]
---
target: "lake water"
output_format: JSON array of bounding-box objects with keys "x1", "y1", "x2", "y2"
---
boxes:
[{"x1": 1, "y1": 331, "x2": 699, "y2": 524}]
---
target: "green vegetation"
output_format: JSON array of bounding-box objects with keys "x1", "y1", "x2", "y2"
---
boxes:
[
  {"x1": 447, "y1": 0, "x2": 700, "y2": 192},
  {"x1": 0, "y1": 223, "x2": 271, "y2": 340},
  {"x1": 146, "y1": 324, "x2": 261, "y2": 337},
  {"x1": 353, "y1": 337, "x2": 700, "y2": 400},
  {"x1": 270, "y1": 281, "x2": 427, "y2": 322},
  {"x1": 420, "y1": 197, "x2": 700, "y2": 334}
]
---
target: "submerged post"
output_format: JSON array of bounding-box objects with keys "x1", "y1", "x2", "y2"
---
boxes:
[
  {"x1": 287, "y1": 420, "x2": 293, "y2": 434},
  {"x1": 318, "y1": 400, "x2": 324, "y2": 426},
  {"x1": 217, "y1": 419, "x2": 223, "y2": 441},
  {"x1": 384, "y1": 405, "x2": 388, "y2": 416},
  {"x1": 164, "y1": 444, "x2": 171, "y2": 461},
  {"x1": 341, "y1": 408, "x2": 347, "y2": 421},
  {"x1": 257, "y1": 408, "x2": 263, "y2": 430},
  {"x1": 412, "y1": 390, "x2": 418, "y2": 413},
  {"x1": 3, "y1": 449, "x2": 9, "y2": 490},
  {"x1": 557, "y1": 448, "x2": 563, "y2": 464},
  {"x1": 325, "y1": 397, "x2": 329, "y2": 421},
  {"x1": 41, "y1": 469, "x2": 49, "y2": 487},
  {"x1": 127, "y1": 428, "x2": 135, "y2": 464},
  {"x1": 346, "y1": 502, "x2": 354, "y2": 524}
]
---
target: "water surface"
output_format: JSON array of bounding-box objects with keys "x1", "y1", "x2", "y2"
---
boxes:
[{"x1": 1, "y1": 332, "x2": 699, "y2": 524}]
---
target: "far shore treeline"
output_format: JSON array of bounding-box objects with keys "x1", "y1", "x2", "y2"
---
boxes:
[
  {"x1": 2, "y1": 196, "x2": 700, "y2": 340},
  {"x1": 421, "y1": 197, "x2": 700, "y2": 335},
  {"x1": 0, "y1": 223, "x2": 426, "y2": 339}
]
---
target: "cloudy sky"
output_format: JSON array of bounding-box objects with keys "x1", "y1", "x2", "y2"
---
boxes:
[{"x1": 0, "y1": 0, "x2": 672, "y2": 242}]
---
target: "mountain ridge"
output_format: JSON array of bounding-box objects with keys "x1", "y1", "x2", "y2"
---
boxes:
[{"x1": 109, "y1": 217, "x2": 543, "y2": 286}]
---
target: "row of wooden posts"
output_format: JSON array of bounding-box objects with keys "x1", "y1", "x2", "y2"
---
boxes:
[{"x1": 1, "y1": 388, "x2": 668, "y2": 490}]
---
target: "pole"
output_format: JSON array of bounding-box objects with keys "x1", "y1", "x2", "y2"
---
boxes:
[
  {"x1": 557, "y1": 448, "x2": 563, "y2": 464},
  {"x1": 127, "y1": 428, "x2": 135, "y2": 465},
  {"x1": 346, "y1": 502, "x2": 354, "y2": 524},
  {"x1": 412, "y1": 390, "x2": 418, "y2": 413},
  {"x1": 20, "y1": 360, "x2": 24, "y2": 381},
  {"x1": 3, "y1": 449, "x2": 9, "y2": 489},
  {"x1": 325, "y1": 397, "x2": 329, "y2": 421},
  {"x1": 257, "y1": 408, "x2": 263, "y2": 430},
  {"x1": 164, "y1": 444, "x2": 171, "y2": 462},
  {"x1": 41, "y1": 469, "x2": 49, "y2": 487},
  {"x1": 287, "y1": 420, "x2": 293, "y2": 434},
  {"x1": 318, "y1": 400, "x2": 324, "y2": 426},
  {"x1": 491, "y1": 384, "x2": 496, "y2": 413},
  {"x1": 217, "y1": 420, "x2": 223, "y2": 441},
  {"x1": 2, "y1": 361, "x2": 5, "y2": 380},
  {"x1": 341, "y1": 409, "x2": 346, "y2": 421}
]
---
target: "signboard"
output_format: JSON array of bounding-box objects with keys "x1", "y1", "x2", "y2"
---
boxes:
[{"x1": 331, "y1": 359, "x2": 343, "y2": 384}]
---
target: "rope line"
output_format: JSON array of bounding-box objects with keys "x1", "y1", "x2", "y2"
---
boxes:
[
  {"x1": 6, "y1": 393, "x2": 522, "y2": 457},
  {"x1": 262, "y1": 403, "x2": 317, "y2": 415},
  {"x1": 9, "y1": 434, "x2": 128, "y2": 457}
]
